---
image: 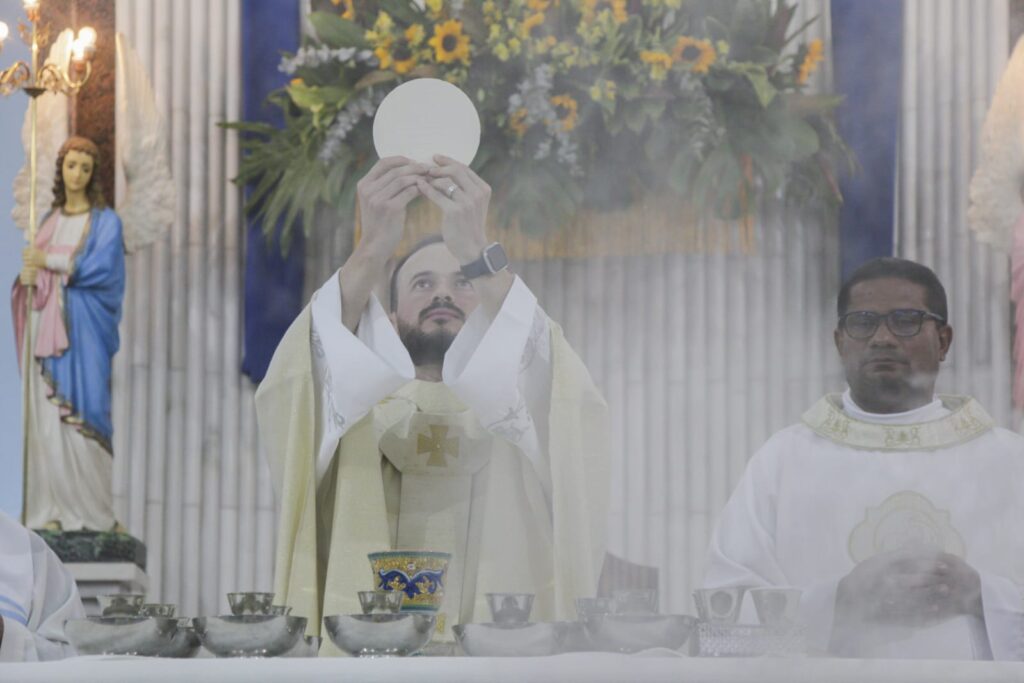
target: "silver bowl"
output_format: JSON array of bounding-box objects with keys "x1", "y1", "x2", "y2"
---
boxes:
[
  {"x1": 454, "y1": 621, "x2": 569, "y2": 657},
  {"x1": 66, "y1": 616, "x2": 180, "y2": 656},
  {"x1": 323, "y1": 613, "x2": 436, "y2": 657},
  {"x1": 193, "y1": 614, "x2": 307, "y2": 657},
  {"x1": 283, "y1": 634, "x2": 321, "y2": 657},
  {"x1": 583, "y1": 614, "x2": 697, "y2": 653},
  {"x1": 161, "y1": 625, "x2": 202, "y2": 658}
]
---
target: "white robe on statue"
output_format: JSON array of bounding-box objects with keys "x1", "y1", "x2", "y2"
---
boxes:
[
  {"x1": 0, "y1": 511, "x2": 84, "y2": 661},
  {"x1": 705, "y1": 390, "x2": 1024, "y2": 660},
  {"x1": 259, "y1": 272, "x2": 608, "y2": 650},
  {"x1": 24, "y1": 212, "x2": 114, "y2": 531}
]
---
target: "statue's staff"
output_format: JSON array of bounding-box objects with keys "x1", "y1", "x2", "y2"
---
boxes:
[{"x1": 0, "y1": 0, "x2": 96, "y2": 523}]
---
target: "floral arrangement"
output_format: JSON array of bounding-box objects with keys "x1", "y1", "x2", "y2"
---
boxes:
[{"x1": 228, "y1": 0, "x2": 851, "y2": 252}]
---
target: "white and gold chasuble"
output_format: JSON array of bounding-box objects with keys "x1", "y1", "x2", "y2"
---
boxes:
[
  {"x1": 706, "y1": 391, "x2": 1024, "y2": 661},
  {"x1": 257, "y1": 272, "x2": 609, "y2": 655}
]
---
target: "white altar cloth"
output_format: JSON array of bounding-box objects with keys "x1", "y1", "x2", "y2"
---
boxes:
[{"x1": 2, "y1": 653, "x2": 1023, "y2": 683}]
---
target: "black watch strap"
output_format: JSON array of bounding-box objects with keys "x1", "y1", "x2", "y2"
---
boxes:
[{"x1": 461, "y1": 242, "x2": 509, "y2": 279}]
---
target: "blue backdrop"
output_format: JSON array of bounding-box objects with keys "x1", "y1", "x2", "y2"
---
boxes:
[
  {"x1": 831, "y1": 0, "x2": 905, "y2": 280},
  {"x1": 240, "y1": 0, "x2": 305, "y2": 383}
]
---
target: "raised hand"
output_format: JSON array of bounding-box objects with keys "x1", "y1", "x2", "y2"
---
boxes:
[
  {"x1": 338, "y1": 157, "x2": 428, "y2": 332},
  {"x1": 19, "y1": 265, "x2": 37, "y2": 287},
  {"x1": 356, "y1": 156, "x2": 429, "y2": 261},
  {"x1": 417, "y1": 155, "x2": 491, "y2": 265},
  {"x1": 22, "y1": 246, "x2": 47, "y2": 270}
]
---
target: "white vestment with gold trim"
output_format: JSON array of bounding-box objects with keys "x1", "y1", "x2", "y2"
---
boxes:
[
  {"x1": 258, "y1": 273, "x2": 609, "y2": 653},
  {"x1": 705, "y1": 390, "x2": 1024, "y2": 660}
]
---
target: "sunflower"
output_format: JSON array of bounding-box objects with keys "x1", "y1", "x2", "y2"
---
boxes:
[
  {"x1": 640, "y1": 50, "x2": 673, "y2": 80},
  {"x1": 519, "y1": 12, "x2": 546, "y2": 38},
  {"x1": 374, "y1": 39, "x2": 395, "y2": 70},
  {"x1": 550, "y1": 94, "x2": 579, "y2": 131},
  {"x1": 330, "y1": 0, "x2": 355, "y2": 20},
  {"x1": 672, "y1": 36, "x2": 716, "y2": 74},
  {"x1": 405, "y1": 24, "x2": 424, "y2": 46},
  {"x1": 426, "y1": 0, "x2": 444, "y2": 17},
  {"x1": 392, "y1": 42, "x2": 419, "y2": 74},
  {"x1": 797, "y1": 39, "x2": 824, "y2": 85},
  {"x1": 610, "y1": 0, "x2": 627, "y2": 24},
  {"x1": 429, "y1": 20, "x2": 471, "y2": 64},
  {"x1": 509, "y1": 108, "x2": 529, "y2": 136}
]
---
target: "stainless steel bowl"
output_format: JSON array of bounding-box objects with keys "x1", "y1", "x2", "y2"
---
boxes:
[
  {"x1": 282, "y1": 634, "x2": 321, "y2": 658},
  {"x1": 161, "y1": 625, "x2": 202, "y2": 658},
  {"x1": 66, "y1": 616, "x2": 179, "y2": 656},
  {"x1": 323, "y1": 613, "x2": 436, "y2": 657},
  {"x1": 193, "y1": 614, "x2": 307, "y2": 657},
  {"x1": 583, "y1": 614, "x2": 697, "y2": 654},
  {"x1": 454, "y1": 621, "x2": 569, "y2": 657}
]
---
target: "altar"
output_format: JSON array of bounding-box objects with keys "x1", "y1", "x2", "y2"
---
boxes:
[{"x1": 5, "y1": 653, "x2": 1024, "y2": 683}]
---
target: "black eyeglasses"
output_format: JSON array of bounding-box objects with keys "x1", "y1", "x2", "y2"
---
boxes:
[{"x1": 839, "y1": 309, "x2": 946, "y2": 340}]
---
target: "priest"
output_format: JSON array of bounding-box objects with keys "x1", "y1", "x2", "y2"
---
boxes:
[
  {"x1": 0, "y1": 511, "x2": 83, "y2": 661},
  {"x1": 257, "y1": 156, "x2": 608, "y2": 650},
  {"x1": 705, "y1": 257, "x2": 1024, "y2": 660}
]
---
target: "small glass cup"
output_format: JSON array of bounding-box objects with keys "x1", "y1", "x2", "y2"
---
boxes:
[
  {"x1": 140, "y1": 603, "x2": 176, "y2": 618},
  {"x1": 97, "y1": 593, "x2": 145, "y2": 617},
  {"x1": 693, "y1": 586, "x2": 747, "y2": 625},
  {"x1": 357, "y1": 590, "x2": 404, "y2": 615},
  {"x1": 612, "y1": 588, "x2": 658, "y2": 615},
  {"x1": 227, "y1": 592, "x2": 275, "y2": 616},
  {"x1": 485, "y1": 593, "x2": 534, "y2": 625},
  {"x1": 750, "y1": 588, "x2": 802, "y2": 627},
  {"x1": 575, "y1": 596, "x2": 614, "y2": 621}
]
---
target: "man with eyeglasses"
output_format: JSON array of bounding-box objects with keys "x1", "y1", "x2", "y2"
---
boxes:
[{"x1": 703, "y1": 257, "x2": 1024, "y2": 660}]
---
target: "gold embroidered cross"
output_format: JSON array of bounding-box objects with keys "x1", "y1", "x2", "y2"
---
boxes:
[{"x1": 418, "y1": 425, "x2": 459, "y2": 467}]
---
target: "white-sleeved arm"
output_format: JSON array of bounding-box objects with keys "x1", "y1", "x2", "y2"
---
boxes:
[
  {"x1": 44, "y1": 253, "x2": 72, "y2": 273},
  {"x1": 310, "y1": 270, "x2": 415, "y2": 483},
  {"x1": 442, "y1": 276, "x2": 552, "y2": 497},
  {"x1": 0, "y1": 534, "x2": 83, "y2": 662},
  {"x1": 703, "y1": 439, "x2": 843, "y2": 654}
]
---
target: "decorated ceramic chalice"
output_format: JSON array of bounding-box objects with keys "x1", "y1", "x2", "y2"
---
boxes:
[{"x1": 368, "y1": 551, "x2": 451, "y2": 613}]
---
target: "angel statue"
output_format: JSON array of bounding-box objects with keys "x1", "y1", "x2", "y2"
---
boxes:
[
  {"x1": 969, "y1": 35, "x2": 1024, "y2": 413},
  {"x1": 10, "y1": 32, "x2": 174, "y2": 533}
]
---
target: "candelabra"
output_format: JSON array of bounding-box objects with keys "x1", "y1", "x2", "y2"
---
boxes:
[{"x1": 0, "y1": 0, "x2": 96, "y2": 523}]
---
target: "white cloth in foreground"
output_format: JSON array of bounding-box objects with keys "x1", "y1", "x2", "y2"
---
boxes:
[
  {"x1": 705, "y1": 391, "x2": 1024, "y2": 660},
  {"x1": 0, "y1": 511, "x2": 83, "y2": 661}
]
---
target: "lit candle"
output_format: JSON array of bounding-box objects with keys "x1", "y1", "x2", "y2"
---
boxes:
[
  {"x1": 70, "y1": 38, "x2": 86, "y2": 63},
  {"x1": 0, "y1": 22, "x2": 9, "y2": 44},
  {"x1": 77, "y1": 26, "x2": 96, "y2": 48}
]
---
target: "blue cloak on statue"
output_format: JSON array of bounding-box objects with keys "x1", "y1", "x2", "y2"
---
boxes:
[{"x1": 30, "y1": 207, "x2": 126, "y2": 452}]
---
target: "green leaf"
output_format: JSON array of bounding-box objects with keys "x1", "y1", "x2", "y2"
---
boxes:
[
  {"x1": 736, "y1": 64, "x2": 777, "y2": 107},
  {"x1": 373, "y1": 0, "x2": 421, "y2": 25},
  {"x1": 355, "y1": 70, "x2": 399, "y2": 91},
  {"x1": 309, "y1": 12, "x2": 369, "y2": 48}
]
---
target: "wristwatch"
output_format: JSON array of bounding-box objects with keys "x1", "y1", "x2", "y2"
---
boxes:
[{"x1": 460, "y1": 242, "x2": 509, "y2": 279}]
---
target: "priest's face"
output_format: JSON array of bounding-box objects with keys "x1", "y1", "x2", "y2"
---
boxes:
[
  {"x1": 834, "y1": 277, "x2": 953, "y2": 413},
  {"x1": 392, "y1": 242, "x2": 479, "y2": 366}
]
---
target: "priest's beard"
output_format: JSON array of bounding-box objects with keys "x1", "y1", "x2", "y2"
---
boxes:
[{"x1": 398, "y1": 320, "x2": 458, "y2": 367}]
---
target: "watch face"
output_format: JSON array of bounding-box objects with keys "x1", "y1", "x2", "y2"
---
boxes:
[{"x1": 484, "y1": 244, "x2": 509, "y2": 272}]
